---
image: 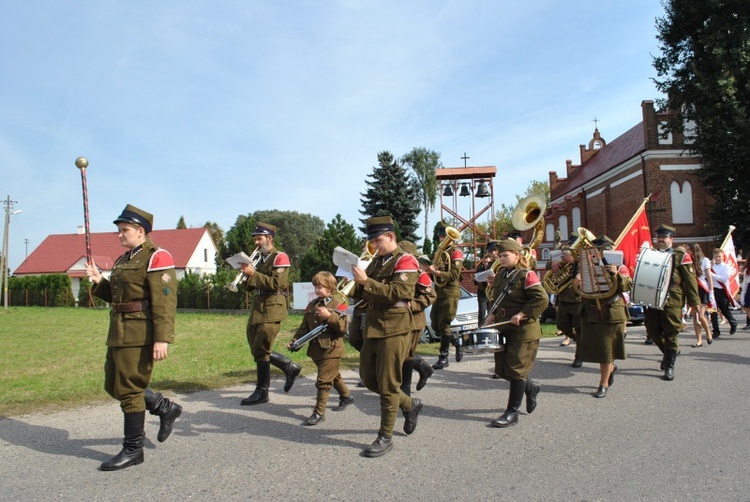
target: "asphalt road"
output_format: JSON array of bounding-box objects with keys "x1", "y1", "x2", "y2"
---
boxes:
[{"x1": 1, "y1": 323, "x2": 749, "y2": 501}]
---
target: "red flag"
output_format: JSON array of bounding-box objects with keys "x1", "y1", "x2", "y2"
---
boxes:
[
  {"x1": 721, "y1": 232, "x2": 741, "y2": 308},
  {"x1": 614, "y1": 205, "x2": 651, "y2": 277}
]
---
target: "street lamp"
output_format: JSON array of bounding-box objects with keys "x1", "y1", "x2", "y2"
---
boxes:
[{"x1": 2, "y1": 196, "x2": 22, "y2": 310}]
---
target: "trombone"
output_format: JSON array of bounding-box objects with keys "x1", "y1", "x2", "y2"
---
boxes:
[{"x1": 227, "y1": 247, "x2": 262, "y2": 292}]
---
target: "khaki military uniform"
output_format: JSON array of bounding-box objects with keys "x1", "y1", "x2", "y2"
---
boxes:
[
  {"x1": 245, "y1": 246, "x2": 290, "y2": 362},
  {"x1": 93, "y1": 238, "x2": 177, "y2": 413},
  {"x1": 489, "y1": 266, "x2": 547, "y2": 381},
  {"x1": 578, "y1": 265, "x2": 631, "y2": 364},
  {"x1": 409, "y1": 271, "x2": 437, "y2": 358},
  {"x1": 430, "y1": 248, "x2": 463, "y2": 339},
  {"x1": 645, "y1": 247, "x2": 700, "y2": 352},
  {"x1": 291, "y1": 291, "x2": 350, "y2": 415},
  {"x1": 348, "y1": 304, "x2": 366, "y2": 352},
  {"x1": 352, "y1": 247, "x2": 418, "y2": 437}
]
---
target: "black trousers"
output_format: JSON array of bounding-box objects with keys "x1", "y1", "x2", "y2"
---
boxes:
[{"x1": 710, "y1": 288, "x2": 737, "y2": 334}]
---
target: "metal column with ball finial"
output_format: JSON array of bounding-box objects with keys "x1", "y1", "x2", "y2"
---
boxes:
[{"x1": 75, "y1": 157, "x2": 92, "y2": 265}]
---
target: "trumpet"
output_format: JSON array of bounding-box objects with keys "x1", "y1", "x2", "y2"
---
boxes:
[{"x1": 227, "y1": 247, "x2": 262, "y2": 292}]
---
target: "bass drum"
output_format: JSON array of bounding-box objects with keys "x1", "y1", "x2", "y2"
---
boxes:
[
  {"x1": 631, "y1": 248, "x2": 673, "y2": 309},
  {"x1": 465, "y1": 328, "x2": 505, "y2": 353}
]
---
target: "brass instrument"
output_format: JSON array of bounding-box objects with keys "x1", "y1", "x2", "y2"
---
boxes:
[
  {"x1": 542, "y1": 227, "x2": 595, "y2": 295},
  {"x1": 511, "y1": 194, "x2": 546, "y2": 264},
  {"x1": 227, "y1": 247, "x2": 262, "y2": 292},
  {"x1": 572, "y1": 244, "x2": 618, "y2": 301},
  {"x1": 336, "y1": 241, "x2": 377, "y2": 297},
  {"x1": 433, "y1": 226, "x2": 461, "y2": 288}
]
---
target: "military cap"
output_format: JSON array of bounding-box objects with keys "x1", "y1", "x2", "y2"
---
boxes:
[
  {"x1": 366, "y1": 216, "x2": 395, "y2": 240},
  {"x1": 655, "y1": 224, "x2": 676, "y2": 237},
  {"x1": 399, "y1": 240, "x2": 418, "y2": 255},
  {"x1": 252, "y1": 222, "x2": 276, "y2": 237},
  {"x1": 508, "y1": 231, "x2": 522, "y2": 239},
  {"x1": 417, "y1": 254, "x2": 432, "y2": 264},
  {"x1": 113, "y1": 204, "x2": 153, "y2": 234},
  {"x1": 486, "y1": 240, "x2": 500, "y2": 252},
  {"x1": 591, "y1": 235, "x2": 615, "y2": 248},
  {"x1": 496, "y1": 238, "x2": 523, "y2": 253},
  {"x1": 568, "y1": 233, "x2": 579, "y2": 245}
]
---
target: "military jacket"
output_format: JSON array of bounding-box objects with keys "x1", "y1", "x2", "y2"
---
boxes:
[
  {"x1": 435, "y1": 248, "x2": 464, "y2": 299},
  {"x1": 489, "y1": 266, "x2": 547, "y2": 342},
  {"x1": 352, "y1": 246, "x2": 418, "y2": 339},
  {"x1": 245, "y1": 247, "x2": 290, "y2": 324},
  {"x1": 580, "y1": 265, "x2": 632, "y2": 324},
  {"x1": 411, "y1": 271, "x2": 437, "y2": 331},
  {"x1": 292, "y1": 291, "x2": 349, "y2": 361},
  {"x1": 93, "y1": 238, "x2": 177, "y2": 347},
  {"x1": 664, "y1": 248, "x2": 700, "y2": 309}
]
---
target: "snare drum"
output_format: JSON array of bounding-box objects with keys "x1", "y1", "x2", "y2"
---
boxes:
[
  {"x1": 465, "y1": 328, "x2": 505, "y2": 353},
  {"x1": 631, "y1": 248, "x2": 674, "y2": 309}
]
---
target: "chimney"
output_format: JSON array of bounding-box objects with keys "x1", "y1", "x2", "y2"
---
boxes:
[{"x1": 77, "y1": 225, "x2": 84, "y2": 235}]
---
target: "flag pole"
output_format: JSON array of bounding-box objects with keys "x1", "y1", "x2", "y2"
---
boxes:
[
  {"x1": 613, "y1": 193, "x2": 652, "y2": 248},
  {"x1": 720, "y1": 225, "x2": 736, "y2": 250}
]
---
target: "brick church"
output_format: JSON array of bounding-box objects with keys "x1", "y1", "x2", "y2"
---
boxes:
[{"x1": 539, "y1": 99, "x2": 714, "y2": 262}]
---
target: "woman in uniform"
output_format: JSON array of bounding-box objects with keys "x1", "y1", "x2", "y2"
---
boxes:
[
  {"x1": 288, "y1": 271, "x2": 354, "y2": 425},
  {"x1": 576, "y1": 236, "x2": 631, "y2": 398},
  {"x1": 85, "y1": 204, "x2": 182, "y2": 471},
  {"x1": 486, "y1": 238, "x2": 548, "y2": 428}
]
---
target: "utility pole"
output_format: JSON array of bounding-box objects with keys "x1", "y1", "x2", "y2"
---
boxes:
[{"x1": 2, "y1": 196, "x2": 22, "y2": 310}]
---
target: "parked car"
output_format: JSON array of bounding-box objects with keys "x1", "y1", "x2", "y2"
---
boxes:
[
  {"x1": 421, "y1": 286, "x2": 479, "y2": 343},
  {"x1": 627, "y1": 303, "x2": 645, "y2": 325}
]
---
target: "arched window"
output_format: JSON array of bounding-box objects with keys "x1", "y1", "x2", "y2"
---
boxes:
[
  {"x1": 572, "y1": 207, "x2": 581, "y2": 230},
  {"x1": 542, "y1": 248, "x2": 550, "y2": 260},
  {"x1": 670, "y1": 180, "x2": 693, "y2": 224},
  {"x1": 559, "y1": 216, "x2": 569, "y2": 239},
  {"x1": 545, "y1": 223, "x2": 554, "y2": 242}
]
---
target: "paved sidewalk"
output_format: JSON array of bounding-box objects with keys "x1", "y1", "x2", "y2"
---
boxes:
[{"x1": 1, "y1": 325, "x2": 749, "y2": 501}]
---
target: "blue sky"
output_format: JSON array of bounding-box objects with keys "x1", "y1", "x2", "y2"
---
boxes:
[{"x1": 1, "y1": 0, "x2": 666, "y2": 272}]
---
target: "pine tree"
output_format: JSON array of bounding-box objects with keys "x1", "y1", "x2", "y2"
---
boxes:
[
  {"x1": 359, "y1": 151, "x2": 421, "y2": 242},
  {"x1": 299, "y1": 214, "x2": 361, "y2": 281}
]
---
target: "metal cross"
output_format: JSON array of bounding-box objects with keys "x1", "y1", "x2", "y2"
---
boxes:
[
  {"x1": 461, "y1": 152, "x2": 470, "y2": 168},
  {"x1": 592, "y1": 116, "x2": 600, "y2": 129}
]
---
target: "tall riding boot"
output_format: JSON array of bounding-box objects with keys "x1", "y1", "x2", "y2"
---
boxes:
[
  {"x1": 100, "y1": 411, "x2": 145, "y2": 471},
  {"x1": 144, "y1": 389, "x2": 183, "y2": 442},
  {"x1": 491, "y1": 379, "x2": 526, "y2": 428},
  {"x1": 663, "y1": 350, "x2": 677, "y2": 381},
  {"x1": 400, "y1": 360, "x2": 414, "y2": 397},
  {"x1": 432, "y1": 334, "x2": 451, "y2": 369},
  {"x1": 241, "y1": 360, "x2": 271, "y2": 405},
  {"x1": 525, "y1": 378, "x2": 541, "y2": 414},
  {"x1": 270, "y1": 351, "x2": 302, "y2": 392},
  {"x1": 413, "y1": 355, "x2": 434, "y2": 391},
  {"x1": 452, "y1": 334, "x2": 464, "y2": 362}
]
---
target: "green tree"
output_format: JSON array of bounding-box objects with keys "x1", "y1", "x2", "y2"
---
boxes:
[
  {"x1": 225, "y1": 214, "x2": 256, "y2": 259},
  {"x1": 298, "y1": 214, "x2": 361, "y2": 281},
  {"x1": 176, "y1": 216, "x2": 187, "y2": 229},
  {"x1": 653, "y1": 0, "x2": 750, "y2": 247},
  {"x1": 202, "y1": 221, "x2": 226, "y2": 269},
  {"x1": 401, "y1": 147, "x2": 441, "y2": 244},
  {"x1": 359, "y1": 151, "x2": 421, "y2": 242}
]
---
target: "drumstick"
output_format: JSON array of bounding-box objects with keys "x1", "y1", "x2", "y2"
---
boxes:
[{"x1": 480, "y1": 320, "x2": 516, "y2": 329}]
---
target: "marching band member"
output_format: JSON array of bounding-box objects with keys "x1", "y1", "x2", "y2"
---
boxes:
[
  {"x1": 644, "y1": 225, "x2": 700, "y2": 381},
  {"x1": 430, "y1": 225, "x2": 465, "y2": 369},
  {"x1": 576, "y1": 236, "x2": 631, "y2": 398},
  {"x1": 709, "y1": 247, "x2": 739, "y2": 338},
  {"x1": 487, "y1": 238, "x2": 547, "y2": 428},
  {"x1": 239, "y1": 222, "x2": 301, "y2": 405},
  {"x1": 288, "y1": 271, "x2": 354, "y2": 426},
  {"x1": 85, "y1": 204, "x2": 183, "y2": 471},
  {"x1": 351, "y1": 216, "x2": 421, "y2": 457},
  {"x1": 398, "y1": 241, "x2": 437, "y2": 395},
  {"x1": 547, "y1": 235, "x2": 583, "y2": 367}
]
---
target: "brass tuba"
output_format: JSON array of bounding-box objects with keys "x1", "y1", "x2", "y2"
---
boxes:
[
  {"x1": 511, "y1": 194, "x2": 546, "y2": 265},
  {"x1": 433, "y1": 226, "x2": 461, "y2": 288},
  {"x1": 542, "y1": 227, "x2": 595, "y2": 295}
]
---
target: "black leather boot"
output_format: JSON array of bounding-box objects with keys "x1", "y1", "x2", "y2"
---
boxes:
[
  {"x1": 241, "y1": 360, "x2": 270, "y2": 405},
  {"x1": 363, "y1": 434, "x2": 393, "y2": 458},
  {"x1": 400, "y1": 360, "x2": 414, "y2": 397},
  {"x1": 525, "y1": 378, "x2": 541, "y2": 414},
  {"x1": 100, "y1": 412, "x2": 145, "y2": 471},
  {"x1": 270, "y1": 351, "x2": 302, "y2": 392},
  {"x1": 403, "y1": 398, "x2": 423, "y2": 435},
  {"x1": 453, "y1": 334, "x2": 464, "y2": 362},
  {"x1": 491, "y1": 380, "x2": 525, "y2": 428},
  {"x1": 432, "y1": 334, "x2": 451, "y2": 369},
  {"x1": 413, "y1": 355, "x2": 434, "y2": 391},
  {"x1": 144, "y1": 389, "x2": 182, "y2": 443},
  {"x1": 663, "y1": 350, "x2": 677, "y2": 381}
]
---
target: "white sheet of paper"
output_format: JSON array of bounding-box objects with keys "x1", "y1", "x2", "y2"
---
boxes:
[
  {"x1": 603, "y1": 250, "x2": 624, "y2": 266},
  {"x1": 474, "y1": 269, "x2": 494, "y2": 283},
  {"x1": 226, "y1": 252, "x2": 254, "y2": 270}
]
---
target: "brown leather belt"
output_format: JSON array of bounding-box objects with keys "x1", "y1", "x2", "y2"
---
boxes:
[
  {"x1": 499, "y1": 307, "x2": 522, "y2": 317},
  {"x1": 111, "y1": 299, "x2": 150, "y2": 313},
  {"x1": 368, "y1": 300, "x2": 410, "y2": 310},
  {"x1": 257, "y1": 290, "x2": 285, "y2": 296}
]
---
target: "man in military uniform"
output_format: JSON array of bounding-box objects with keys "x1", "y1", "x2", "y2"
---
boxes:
[
  {"x1": 546, "y1": 235, "x2": 583, "y2": 367},
  {"x1": 351, "y1": 216, "x2": 422, "y2": 457},
  {"x1": 644, "y1": 225, "x2": 700, "y2": 381},
  {"x1": 430, "y1": 225, "x2": 465, "y2": 369},
  {"x1": 239, "y1": 222, "x2": 301, "y2": 405},
  {"x1": 475, "y1": 241, "x2": 499, "y2": 327},
  {"x1": 85, "y1": 204, "x2": 182, "y2": 471}
]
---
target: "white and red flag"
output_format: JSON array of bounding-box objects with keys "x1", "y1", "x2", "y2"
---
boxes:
[{"x1": 720, "y1": 225, "x2": 741, "y2": 308}]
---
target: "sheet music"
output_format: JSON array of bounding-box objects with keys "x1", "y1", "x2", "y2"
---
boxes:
[
  {"x1": 474, "y1": 269, "x2": 494, "y2": 283},
  {"x1": 332, "y1": 246, "x2": 371, "y2": 271},
  {"x1": 226, "y1": 252, "x2": 254, "y2": 270},
  {"x1": 603, "y1": 250, "x2": 624, "y2": 266}
]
